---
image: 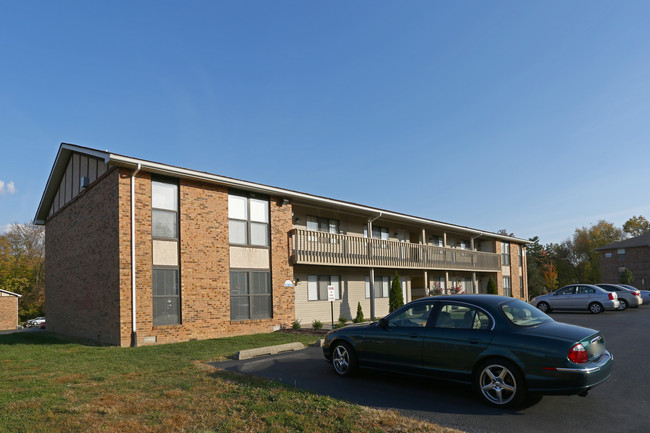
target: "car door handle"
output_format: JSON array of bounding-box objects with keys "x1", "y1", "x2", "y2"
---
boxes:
[
  {"x1": 410, "y1": 334, "x2": 418, "y2": 339},
  {"x1": 469, "y1": 338, "x2": 480, "y2": 344}
]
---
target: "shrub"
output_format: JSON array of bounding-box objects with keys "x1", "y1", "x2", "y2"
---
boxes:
[
  {"x1": 335, "y1": 316, "x2": 347, "y2": 328},
  {"x1": 487, "y1": 275, "x2": 497, "y2": 295},
  {"x1": 620, "y1": 268, "x2": 635, "y2": 285},
  {"x1": 354, "y1": 302, "x2": 364, "y2": 323},
  {"x1": 291, "y1": 319, "x2": 301, "y2": 330},
  {"x1": 312, "y1": 319, "x2": 323, "y2": 330},
  {"x1": 389, "y1": 271, "x2": 404, "y2": 312}
]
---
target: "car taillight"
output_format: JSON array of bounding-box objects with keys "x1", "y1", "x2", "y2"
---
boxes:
[
  {"x1": 608, "y1": 293, "x2": 616, "y2": 301},
  {"x1": 568, "y1": 343, "x2": 589, "y2": 364},
  {"x1": 634, "y1": 291, "x2": 641, "y2": 297}
]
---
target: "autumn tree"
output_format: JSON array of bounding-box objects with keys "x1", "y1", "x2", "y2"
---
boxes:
[
  {"x1": 0, "y1": 222, "x2": 45, "y2": 320},
  {"x1": 623, "y1": 216, "x2": 650, "y2": 238}
]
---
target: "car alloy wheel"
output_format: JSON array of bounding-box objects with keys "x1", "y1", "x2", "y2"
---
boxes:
[
  {"x1": 476, "y1": 360, "x2": 524, "y2": 407},
  {"x1": 537, "y1": 302, "x2": 550, "y2": 313},
  {"x1": 618, "y1": 299, "x2": 628, "y2": 311},
  {"x1": 589, "y1": 302, "x2": 603, "y2": 314},
  {"x1": 332, "y1": 342, "x2": 356, "y2": 377}
]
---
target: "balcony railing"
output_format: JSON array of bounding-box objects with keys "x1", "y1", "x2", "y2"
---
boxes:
[{"x1": 290, "y1": 229, "x2": 501, "y2": 271}]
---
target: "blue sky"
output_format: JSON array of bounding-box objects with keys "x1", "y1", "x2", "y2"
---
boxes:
[{"x1": 1, "y1": 1, "x2": 650, "y2": 244}]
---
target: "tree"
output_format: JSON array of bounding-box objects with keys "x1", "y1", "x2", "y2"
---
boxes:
[
  {"x1": 487, "y1": 275, "x2": 497, "y2": 295},
  {"x1": 389, "y1": 271, "x2": 404, "y2": 312},
  {"x1": 0, "y1": 222, "x2": 45, "y2": 320},
  {"x1": 526, "y1": 236, "x2": 546, "y2": 298},
  {"x1": 539, "y1": 250, "x2": 559, "y2": 292},
  {"x1": 619, "y1": 268, "x2": 635, "y2": 285},
  {"x1": 623, "y1": 216, "x2": 650, "y2": 238},
  {"x1": 354, "y1": 302, "x2": 364, "y2": 323}
]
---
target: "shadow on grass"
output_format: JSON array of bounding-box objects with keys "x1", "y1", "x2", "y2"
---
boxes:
[{"x1": 0, "y1": 331, "x2": 100, "y2": 346}]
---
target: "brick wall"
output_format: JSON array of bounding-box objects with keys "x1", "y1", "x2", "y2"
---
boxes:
[
  {"x1": 45, "y1": 168, "x2": 122, "y2": 345},
  {"x1": 600, "y1": 247, "x2": 650, "y2": 290},
  {"x1": 0, "y1": 295, "x2": 18, "y2": 330}
]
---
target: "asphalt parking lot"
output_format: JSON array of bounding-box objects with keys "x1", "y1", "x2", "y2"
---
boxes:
[{"x1": 214, "y1": 307, "x2": 650, "y2": 433}]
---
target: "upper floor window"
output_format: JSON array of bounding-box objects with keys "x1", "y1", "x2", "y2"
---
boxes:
[
  {"x1": 306, "y1": 216, "x2": 339, "y2": 234},
  {"x1": 503, "y1": 276, "x2": 512, "y2": 297},
  {"x1": 502, "y1": 242, "x2": 511, "y2": 266},
  {"x1": 152, "y1": 179, "x2": 178, "y2": 239},
  {"x1": 617, "y1": 248, "x2": 626, "y2": 260},
  {"x1": 364, "y1": 225, "x2": 389, "y2": 240},
  {"x1": 228, "y1": 193, "x2": 269, "y2": 247}
]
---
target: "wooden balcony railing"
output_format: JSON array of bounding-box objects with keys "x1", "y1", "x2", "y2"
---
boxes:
[{"x1": 289, "y1": 229, "x2": 501, "y2": 271}]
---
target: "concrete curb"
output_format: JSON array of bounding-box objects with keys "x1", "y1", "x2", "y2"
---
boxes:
[{"x1": 236, "y1": 342, "x2": 306, "y2": 360}]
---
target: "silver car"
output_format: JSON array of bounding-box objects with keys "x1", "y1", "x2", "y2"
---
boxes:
[
  {"x1": 596, "y1": 284, "x2": 643, "y2": 310},
  {"x1": 619, "y1": 284, "x2": 650, "y2": 305},
  {"x1": 531, "y1": 284, "x2": 619, "y2": 314}
]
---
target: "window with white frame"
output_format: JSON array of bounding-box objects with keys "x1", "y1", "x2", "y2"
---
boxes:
[
  {"x1": 364, "y1": 225, "x2": 389, "y2": 240},
  {"x1": 503, "y1": 276, "x2": 512, "y2": 297},
  {"x1": 365, "y1": 276, "x2": 390, "y2": 298},
  {"x1": 502, "y1": 242, "x2": 511, "y2": 266},
  {"x1": 307, "y1": 275, "x2": 341, "y2": 301},
  {"x1": 306, "y1": 216, "x2": 339, "y2": 234},
  {"x1": 152, "y1": 179, "x2": 178, "y2": 239},
  {"x1": 228, "y1": 193, "x2": 269, "y2": 247}
]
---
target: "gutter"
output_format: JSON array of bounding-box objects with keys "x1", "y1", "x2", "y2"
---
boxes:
[{"x1": 130, "y1": 163, "x2": 141, "y2": 347}]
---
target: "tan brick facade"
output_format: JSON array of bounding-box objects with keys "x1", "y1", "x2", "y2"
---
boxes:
[
  {"x1": 0, "y1": 294, "x2": 19, "y2": 330},
  {"x1": 46, "y1": 166, "x2": 297, "y2": 346},
  {"x1": 45, "y1": 168, "x2": 122, "y2": 344}
]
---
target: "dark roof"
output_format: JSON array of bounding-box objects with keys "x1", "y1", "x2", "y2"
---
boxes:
[{"x1": 596, "y1": 233, "x2": 650, "y2": 251}]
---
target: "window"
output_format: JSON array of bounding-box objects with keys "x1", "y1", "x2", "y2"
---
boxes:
[
  {"x1": 152, "y1": 180, "x2": 178, "y2": 239},
  {"x1": 578, "y1": 286, "x2": 596, "y2": 294},
  {"x1": 364, "y1": 225, "x2": 389, "y2": 240},
  {"x1": 365, "y1": 276, "x2": 389, "y2": 298},
  {"x1": 503, "y1": 276, "x2": 512, "y2": 297},
  {"x1": 228, "y1": 194, "x2": 269, "y2": 247},
  {"x1": 230, "y1": 271, "x2": 272, "y2": 320},
  {"x1": 617, "y1": 248, "x2": 626, "y2": 260},
  {"x1": 435, "y1": 303, "x2": 491, "y2": 330},
  {"x1": 502, "y1": 242, "x2": 511, "y2": 266},
  {"x1": 428, "y1": 235, "x2": 444, "y2": 247},
  {"x1": 500, "y1": 300, "x2": 550, "y2": 327},
  {"x1": 153, "y1": 268, "x2": 180, "y2": 326},
  {"x1": 387, "y1": 303, "x2": 434, "y2": 327},
  {"x1": 307, "y1": 275, "x2": 341, "y2": 301},
  {"x1": 306, "y1": 216, "x2": 339, "y2": 234},
  {"x1": 556, "y1": 286, "x2": 576, "y2": 295},
  {"x1": 520, "y1": 276, "x2": 524, "y2": 298}
]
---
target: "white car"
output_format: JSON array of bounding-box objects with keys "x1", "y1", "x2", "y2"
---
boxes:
[{"x1": 27, "y1": 317, "x2": 45, "y2": 327}]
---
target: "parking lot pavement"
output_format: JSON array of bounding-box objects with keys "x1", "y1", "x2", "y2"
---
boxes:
[{"x1": 213, "y1": 307, "x2": 650, "y2": 433}]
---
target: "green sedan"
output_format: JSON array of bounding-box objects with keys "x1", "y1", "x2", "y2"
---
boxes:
[{"x1": 322, "y1": 295, "x2": 613, "y2": 408}]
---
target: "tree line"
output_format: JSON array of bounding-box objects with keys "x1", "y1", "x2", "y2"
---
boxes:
[
  {"x1": 0, "y1": 223, "x2": 44, "y2": 321},
  {"x1": 526, "y1": 215, "x2": 650, "y2": 299}
]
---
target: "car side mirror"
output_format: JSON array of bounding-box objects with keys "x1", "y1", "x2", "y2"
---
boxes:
[{"x1": 378, "y1": 318, "x2": 388, "y2": 329}]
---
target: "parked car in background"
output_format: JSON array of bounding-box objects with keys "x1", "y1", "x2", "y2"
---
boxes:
[
  {"x1": 26, "y1": 317, "x2": 45, "y2": 328},
  {"x1": 323, "y1": 295, "x2": 613, "y2": 408},
  {"x1": 595, "y1": 284, "x2": 642, "y2": 311},
  {"x1": 531, "y1": 284, "x2": 619, "y2": 314},
  {"x1": 618, "y1": 284, "x2": 650, "y2": 305}
]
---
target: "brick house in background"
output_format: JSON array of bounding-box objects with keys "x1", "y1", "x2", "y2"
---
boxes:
[
  {"x1": 597, "y1": 233, "x2": 650, "y2": 290},
  {"x1": 35, "y1": 143, "x2": 529, "y2": 347},
  {"x1": 0, "y1": 289, "x2": 21, "y2": 330}
]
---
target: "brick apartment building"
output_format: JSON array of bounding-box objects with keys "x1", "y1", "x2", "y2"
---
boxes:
[
  {"x1": 35, "y1": 143, "x2": 529, "y2": 346},
  {"x1": 598, "y1": 233, "x2": 650, "y2": 290},
  {"x1": 0, "y1": 289, "x2": 21, "y2": 330}
]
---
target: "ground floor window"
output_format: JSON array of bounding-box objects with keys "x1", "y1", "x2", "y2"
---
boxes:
[
  {"x1": 230, "y1": 271, "x2": 272, "y2": 320},
  {"x1": 153, "y1": 268, "x2": 181, "y2": 326},
  {"x1": 503, "y1": 276, "x2": 512, "y2": 297},
  {"x1": 365, "y1": 276, "x2": 390, "y2": 298},
  {"x1": 307, "y1": 275, "x2": 341, "y2": 301}
]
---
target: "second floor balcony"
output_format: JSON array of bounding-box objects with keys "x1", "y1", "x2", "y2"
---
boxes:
[{"x1": 290, "y1": 229, "x2": 501, "y2": 272}]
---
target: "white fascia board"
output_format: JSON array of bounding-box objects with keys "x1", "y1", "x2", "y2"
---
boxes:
[
  {"x1": 109, "y1": 154, "x2": 530, "y2": 244},
  {"x1": 0, "y1": 289, "x2": 22, "y2": 297}
]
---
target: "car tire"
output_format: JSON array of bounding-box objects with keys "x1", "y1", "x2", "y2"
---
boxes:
[
  {"x1": 537, "y1": 302, "x2": 550, "y2": 313},
  {"x1": 589, "y1": 302, "x2": 603, "y2": 314},
  {"x1": 474, "y1": 359, "x2": 526, "y2": 408},
  {"x1": 617, "y1": 299, "x2": 628, "y2": 311},
  {"x1": 331, "y1": 342, "x2": 357, "y2": 377}
]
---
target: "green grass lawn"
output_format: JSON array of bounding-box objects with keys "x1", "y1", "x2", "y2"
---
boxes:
[{"x1": 0, "y1": 331, "x2": 462, "y2": 433}]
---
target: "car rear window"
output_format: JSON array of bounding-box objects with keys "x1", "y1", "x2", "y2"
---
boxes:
[{"x1": 501, "y1": 300, "x2": 552, "y2": 327}]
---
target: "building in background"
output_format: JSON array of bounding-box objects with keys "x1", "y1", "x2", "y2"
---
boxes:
[
  {"x1": 0, "y1": 289, "x2": 21, "y2": 330},
  {"x1": 598, "y1": 233, "x2": 650, "y2": 289},
  {"x1": 35, "y1": 143, "x2": 529, "y2": 346}
]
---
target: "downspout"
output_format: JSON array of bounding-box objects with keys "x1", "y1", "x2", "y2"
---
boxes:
[
  {"x1": 131, "y1": 164, "x2": 141, "y2": 347},
  {"x1": 368, "y1": 212, "x2": 382, "y2": 320}
]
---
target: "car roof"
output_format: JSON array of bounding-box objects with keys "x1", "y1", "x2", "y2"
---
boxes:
[{"x1": 410, "y1": 294, "x2": 517, "y2": 308}]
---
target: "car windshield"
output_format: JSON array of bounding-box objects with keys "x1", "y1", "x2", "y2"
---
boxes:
[{"x1": 501, "y1": 300, "x2": 552, "y2": 327}]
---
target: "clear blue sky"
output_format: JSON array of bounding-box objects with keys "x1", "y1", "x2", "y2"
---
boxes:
[{"x1": 2, "y1": 1, "x2": 649, "y2": 244}]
